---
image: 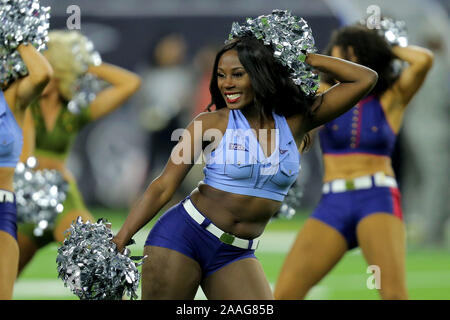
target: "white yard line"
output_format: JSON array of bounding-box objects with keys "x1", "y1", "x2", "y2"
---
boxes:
[
  {"x1": 13, "y1": 279, "x2": 74, "y2": 299},
  {"x1": 13, "y1": 279, "x2": 325, "y2": 300}
]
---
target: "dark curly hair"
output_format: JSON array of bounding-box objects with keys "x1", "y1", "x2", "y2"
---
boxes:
[
  {"x1": 207, "y1": 36, "x2": 318, "y2": 151},
  {"x1": 324, "y1": 24, "x2": 398, "y2": 96}
]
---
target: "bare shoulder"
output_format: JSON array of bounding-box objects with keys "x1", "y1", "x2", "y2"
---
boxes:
[{"x1": 194, "y1": 108, "x2": 229, "y2": 134}]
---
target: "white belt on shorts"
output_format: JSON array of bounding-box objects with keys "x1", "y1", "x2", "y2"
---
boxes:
[
  {"x1": 322, "y1": 172, "x2": 397, "y2": 194},
  {"x1": 182, "y1": 198, "x2": 259, "y2": 250},
  {"x1": 0, "y1": 190, "x2": 15, "y2": 203}
]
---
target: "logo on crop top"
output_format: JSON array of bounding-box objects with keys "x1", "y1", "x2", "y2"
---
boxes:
[
  {"x1": 280, "y1": 148, "x2": 288, "y2": 155},
  {"x1": 229, "y1": 143, "x2": 248, "y2": 152}
]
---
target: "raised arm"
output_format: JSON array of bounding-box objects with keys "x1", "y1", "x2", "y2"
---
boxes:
[
  {"x1": 390, "y1": 45, "x2": 434, "y2": 106},
  {"x1": 113, "y1": 111, "x2": 224, "y2": 252},
  {"x1": 5, "y1": 44, "x2": 53, "y2": 112},
  {"x1": 303, "y1": 53, "x2": 378, "y2": 132},
  {"x1": 19, "y1": 109, "x2": 36, "y2": 161},
  {"x1": 87, "y1": 63, "x2": 141, "y2": 120}
]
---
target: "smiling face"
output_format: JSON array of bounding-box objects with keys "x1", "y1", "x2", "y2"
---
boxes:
[{"x1": 216, "y1": 49, "x2": 254, "y2": 110}]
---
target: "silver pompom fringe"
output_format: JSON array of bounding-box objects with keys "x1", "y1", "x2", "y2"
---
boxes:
[
  {"x1": 65, "y1": 37, "x2": 105, "y2": 114},
  {"x1": 228, "y1": 9, "x2": 320, "y2": 97},
  {"x1": 57, "y1": 217, "x2": 146, "y2": 300},
  {"x1": 14, "y1": 157, "x2": 68, "y2": 237},
  {"x1": 67, "y1": 73, "x2": 109, "y2": 114},
  {"x1": 0, "y1": 0, "x2": 50, "y2": 89},
  {"x1": 273, "y1": 181, "x2": 304, "y2": 220},
  {"x1": 360, "y1": 16, "x2": 408, "y2": 47}
]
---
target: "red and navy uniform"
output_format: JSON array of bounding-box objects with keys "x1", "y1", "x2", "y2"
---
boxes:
[
  {"x1": 312, "y1": 95, "x2": 402, "y2": 249},
  {"x1": 319, "y1": 95, "x2": 396, "y2": 157}
]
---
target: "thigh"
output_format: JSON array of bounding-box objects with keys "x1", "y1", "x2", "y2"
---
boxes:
[
  {"x1": 141, "y1": 245, "x2": 202, "y2": 300},
  {"x1": 53, "y1": 180, "x2": 93, "y2": 243},
  {"x1": 202, "y1": 257, "x2": 273, "y2": 300},
  {"x1": 16, "y1": 231, "x2": 39, "y2": 275},
  {"x1": 356, "y1": 213, "x2": 407, "y2": 299},
  {"x1": 0, "y1": 231, "x2": 19, "y2": 299},
  {"x1": 274, "y1": 218, "x2": 348, "y2": 300},
  {"x1": 16, "y1": 208, "x2": 90, "y2": 273}
]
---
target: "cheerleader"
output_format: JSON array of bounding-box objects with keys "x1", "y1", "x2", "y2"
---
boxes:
[
  {"x1": 275, "y1": 23, "x2": 433, "y2": 300},
  {"x1": 16, "y1": 30, "x2": 141, "y2": 275}
]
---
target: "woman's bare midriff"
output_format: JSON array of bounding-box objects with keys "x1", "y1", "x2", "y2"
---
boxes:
[
  {"x1": 0, "y1": 168, "x2": 15, "y2": 192},
  {"x1": 323, "y1": 153, "x2": 395, "y2": 181},
  {"x1": 189, "y1": 182, "x2": 281, "y2": 239}
]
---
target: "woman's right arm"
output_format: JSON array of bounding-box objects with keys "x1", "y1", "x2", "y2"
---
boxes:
[
  {"x1": 302, "y1": 53, "x2": 378, "y2": 132},
  {"x1": 113, "y1": 111, "x2": 223, "y2": 252},
  {"x1": 4, "y1": 44, "x2": 53, "y2": 112}
]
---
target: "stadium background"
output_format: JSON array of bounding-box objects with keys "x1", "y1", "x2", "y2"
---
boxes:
[{"x1": 14, "y1": 0, "x2": 450, "y2": 299}]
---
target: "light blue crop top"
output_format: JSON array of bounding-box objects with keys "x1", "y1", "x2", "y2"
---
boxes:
[
  {"x1": 203, "y1": 109, "x2": 301, "y2": 201},
  {"x1": 0, "y1": 90, "x2": 23, "y2": 168}
]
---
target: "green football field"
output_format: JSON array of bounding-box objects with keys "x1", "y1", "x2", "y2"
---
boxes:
[{"x1": 13, "y1": 207, "x2": 450, "y2": 300}]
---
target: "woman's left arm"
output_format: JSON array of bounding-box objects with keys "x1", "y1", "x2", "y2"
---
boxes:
[
  {"x1": 391, "y1": 45, "x2": 434, "y2": 106},
  {"x1": 87, "y1": 63, "x2": 141, "y2": 120},
  {"x1": 302, "y1": 53, "x2": 378, "y2": 132}
]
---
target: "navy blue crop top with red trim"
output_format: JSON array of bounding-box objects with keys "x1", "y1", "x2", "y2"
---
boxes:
[
  {"x1": 202, "y1": 109, "x2": 301, "y2": 201},
  {"x1": 319, "y1": 95, "x2": 396, "y2": 157}
]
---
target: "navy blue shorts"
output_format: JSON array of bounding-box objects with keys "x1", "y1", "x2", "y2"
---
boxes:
[
  {"x1": 311, "y1": 186, "x2": 402, "y2": 249},
  {"x1": 0, "y1": 196, "x2": 17, "y2": 241},
  {"x1": 145, "y1": 199, "x2": 257, "y2": 278}
]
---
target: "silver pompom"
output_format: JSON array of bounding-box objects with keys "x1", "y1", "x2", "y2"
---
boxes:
[
  {"x1": 56, "y1": 217, "x2": 146, "y2": 300},
  {"x1": 274, "y1": 182, "x2": 303, "y2": 220},
  {"x1": 14, "y1": 157, "x2": 68, "y2": 237},
  {"x1": 228, "y1": 9, "x2": 320, "y2": 96},
  {"x1": 360, "y1": 16, "x2": 408, "y2": 47},
  {"x1": 66, "y1": 39, "x2": 106, "y2": 114},
  {"x1": 0, "y1": 0, "x2": 51, "y2": 89},
  {"x1": 359, "y1": 16, "x2": 408, "y2": 76},
  {"x1": 67, "y1": 73, "x2": 108, "y2": 114},
  {"x1": 72, "y1": 38, "x2": 102, "y2": 73},
  {"x1": 379, "y1": 18, "x2": 408, "y2": 47}
]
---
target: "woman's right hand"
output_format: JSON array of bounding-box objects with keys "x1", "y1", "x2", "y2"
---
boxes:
[{"x1": 112, "y1": 236, "x2": 126, "y2": 254}]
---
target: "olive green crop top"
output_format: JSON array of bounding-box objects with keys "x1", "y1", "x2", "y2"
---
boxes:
[{"x1": 31, "y1": 100, "x2": 91, "y2": 159}]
